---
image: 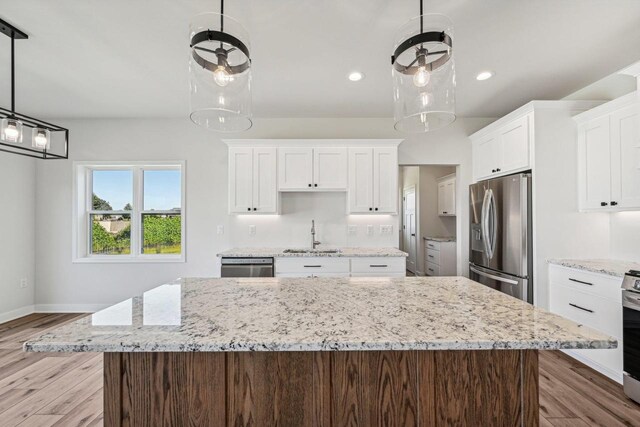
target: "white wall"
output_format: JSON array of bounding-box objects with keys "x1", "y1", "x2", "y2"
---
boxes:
[
  {"x1": 34, "y1": 117, "x2": 481, "y2": 308},
  {"x1": 0, "y1": 154, "x2": 36, "y2": 321},
  {"x1": 610, "y1": 212, "x2": 640, "y2": 262}
]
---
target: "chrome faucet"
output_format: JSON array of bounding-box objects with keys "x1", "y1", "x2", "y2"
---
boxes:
[{"x1": 311, "y1": 219, "x2": 321, "y2": 249}]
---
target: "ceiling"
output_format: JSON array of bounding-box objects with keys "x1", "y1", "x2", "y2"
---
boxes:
[{"x1": 0, "y1": 0, "x2": 639, "y2": 120}]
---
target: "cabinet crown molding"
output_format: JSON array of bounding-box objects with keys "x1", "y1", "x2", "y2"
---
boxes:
[
  {"x1": 572, "y1": 91, "x2": 638, "y2": 124},
  {"x1": 223, "y1": 139, "x2": 403, "y2": 148}
]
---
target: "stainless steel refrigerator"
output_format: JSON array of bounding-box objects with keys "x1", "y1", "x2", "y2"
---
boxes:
[{"x1": 469, "y1": 173, "x2": 533, "y2": 303}]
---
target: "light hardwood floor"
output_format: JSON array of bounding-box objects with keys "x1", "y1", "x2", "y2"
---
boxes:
[{"x1": 0, "y1": 313, "x2": 639, "y2": 426}]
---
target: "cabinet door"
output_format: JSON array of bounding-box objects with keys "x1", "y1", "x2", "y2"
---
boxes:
[
  {"x1": 473, "y1": 134, "x2": 499, "y2": 181},
  {"x1": 252, "y1": 147, "x2": 278, "y2": 213},
  {"x1": 445, "y1": 179, "x2": 456, "y2": 215},
  {"x1": 313, "y1": 147, "x2": 347, "y2": 190},
  {"x1": 610, "y1": 104, "x2": 640, "y2": 209},
  {"x1": 578, "y1": 116, "x2": 612, "y2": 210},
  {"x1": 348, "y1": 148, "x2": 374, "y2": 213},
  {"x1": 498, "y1": 114, "x2": 531, "y2": 174},
  {"x1": 437, "y1": 182, "x2": 446, "y2": 215},
  {"x1": 373, "y1": 147, "x2": 398, "y2": 213},
  {"x1": 278, "y1": 147, "x2": 313, "y2": 190},
  {"x1": 228, "y1": 147, "x2": 254, "y2": 213}
]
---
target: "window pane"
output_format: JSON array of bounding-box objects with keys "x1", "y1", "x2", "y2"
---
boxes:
[
  {"x1": 143, "y1": 170, "x2": 181, "y2": 211},
  {"x1": 142, "y1": 214, "x2": 181, "y2": 254},
  {"x1": 91, "y1": 214, "x2": 131, "y2": 255},
  {"x1": 92, "y1": 170, "x2": 133, "y2": 211}
]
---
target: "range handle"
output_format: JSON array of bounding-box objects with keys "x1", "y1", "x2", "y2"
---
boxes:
[{"x1": 469, "y1": 265, "x2": 518, "y2": 285}]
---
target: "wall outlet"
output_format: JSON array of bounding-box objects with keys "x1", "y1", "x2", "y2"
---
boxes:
[
  {"x1": 217, "y1": 225, "x2": 224, "y2": 235},
  {"x1": 366, "y1": 225, "x2": 374, "y2": 236},
  {"x1": 347, "y1": 225, "x2": 357, "y2": 235},
  {"x1": 19, "y1": 278, "x2": 27, "y2": 288},
  {"x1": 380, "y1": 225, "x2": 393, "y2": 234},
  {"x1": 249, "y1": 225, "x2": 256, "y2": 236}
]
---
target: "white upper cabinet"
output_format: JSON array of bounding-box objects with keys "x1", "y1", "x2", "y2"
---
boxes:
[
  {"x1": 349, "y1": 147, "x2": 398, "y2": 214},
  {"x1": 278, "y1": 147, "x2": 314, "y2": 190},
  {"x1": 575, "y1": 92, "x2": 640, "y2": 212},
  {"x1": 471, "y1": 112, "x2": 532, "y2": 182},
  {"x1": 229, "y1": 147, "x2": 277, "y2": 214},
  {"x1": 279, "y1": 147, "x2": 348, "y2": 191},
  {"x1": 313, "y1": 147, "x2": 348, "y2": 190},
  {"x1": 437, "y1": 174, "x2": 456, "y2": 216}
]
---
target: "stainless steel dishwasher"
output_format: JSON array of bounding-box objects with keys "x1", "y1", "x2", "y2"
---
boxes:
[{"x1": 220, "y1": 258, "x2": 274, "y2": 278}]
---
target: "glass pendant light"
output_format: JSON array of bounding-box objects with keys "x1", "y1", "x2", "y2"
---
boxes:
[
  {"x1": 391, "y1": 1, "x2": 456, "y2": 133},
  {"x1": 32, "y1": 128, "x2": 50, "y2": 149},
  {"x1": 188, "y1": 0, "x2": 252, "y2": 132},
  {"x1": 0, "y1": 118, "x2": 23, "y2": 143}
]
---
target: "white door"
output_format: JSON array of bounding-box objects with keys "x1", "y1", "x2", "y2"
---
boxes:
[
  {"x1": 610, "y1": 104, "x2": 640, "y2": 209},
  {"x1": 229, "y1": 147, "x2": 253, "y2": 213},
  {"x1": 313, "y1": 147, "x2": 348, "y2": 190},
  {"x1": 252, "y1": 147, "x2": 277, "y2": 213},
  {"x1": 278, "y1": 147, "x2": 314, "y2": 190},
  {"x1": 473, "y1": 134, "x2": 499, "y2": 180},
  {"x1": 445, "y1": 179, "x2": 456, "y2": 215},
  {"x1": 579, "y1": 116, "x2": 612, "y2": 210},
  {"x1": 403, "y1": 187, "x2": 417, "y2": 273},
  {"x1": 348, "y1": 148, "x2": 374, "y2": 213},
  {"x1": 498, "y1": 114, "x2": 531, "y2": 174},
  {"x1": 373, "y1": 147, "x2": 398, "y2": 213}
]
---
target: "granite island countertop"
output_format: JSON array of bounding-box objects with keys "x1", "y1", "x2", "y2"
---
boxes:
[
  {"x1": 24, "y1": 276, "x2": 616, "y2": 353},
  {"x1": 548, "y1": 258, "x2": 640, "y2": 278},
  {"x1": 217, "y1": 247, "x2": 408, "y2": 258}
]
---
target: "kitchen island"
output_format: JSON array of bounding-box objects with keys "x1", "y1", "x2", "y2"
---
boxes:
[{"x1": 25, "y1": 276, "x2": 615, "y2": 426}]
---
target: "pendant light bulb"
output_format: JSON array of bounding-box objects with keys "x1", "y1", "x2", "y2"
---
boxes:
[
  {"x1": 5, "y1": 121, "x2": 19, "y2": 139},
  {"x1": 213, "y1": 66, "x2": 231, "y2": 87},
  {"x1": 413, "y1": 66, "x2": 430, "y2": 87},
  {"x1": 34, "y1": 130, "x2": 48, "y2": 149},
  {"x1": 2, "y1": 119, "x2": 22, "y2": 143}
]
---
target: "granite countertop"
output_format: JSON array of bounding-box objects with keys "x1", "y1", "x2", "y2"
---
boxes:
[
  {"x1": 548, "y1": 259, "x2": 640, "y2": 278},
  {"x1": 24, "y1": 276, "x2": 616, "y2": 353},
  {"x1": 217, "y1": 247, "x2": 408, "y2": 258},
  {"x1": 424, "y1": 236, "x2": 456, "y2": 242}
]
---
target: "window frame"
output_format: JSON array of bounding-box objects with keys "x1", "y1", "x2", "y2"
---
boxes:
[{"x1": 73, "y1": 161, "x2": 186, "y2": 263}]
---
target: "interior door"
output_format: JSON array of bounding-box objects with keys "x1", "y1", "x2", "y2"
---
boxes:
[
  {"x1": 313, "y1": 147, "x2": 348, "y2": 190},
  {"x1": 252, "y1": 147, "x2": 277, "y2": 213},
  {"x1": 229, "y1": 147, "x2": 253, "y2": 213},
  {"x1": 348, "y1": 148, "x2": 374, "y2": 213},
  {"x1": 373, "y1": 147, "x2": 398, "y2": 213},
  {"x1": 579, "y1": 116, "x2": 612, "y2": 210},
  {"x1": 610, "y1": 104, "x2": 640, "y2": 209},
  {"x1": 278, "y1": 147, "x2": 313, "y2": 190},
  {"x1": 402, "y1": 187, "x2": 417, "y2": 273}
]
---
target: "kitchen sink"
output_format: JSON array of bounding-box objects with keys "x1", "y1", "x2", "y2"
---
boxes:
[{"x1": 283, "y1": 249, "x2": 341, "y2": 254}]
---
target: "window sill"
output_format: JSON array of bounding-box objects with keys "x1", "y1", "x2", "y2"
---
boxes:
[{"x1": 72, "y1": 255, "x2": 185, "y2": 264}]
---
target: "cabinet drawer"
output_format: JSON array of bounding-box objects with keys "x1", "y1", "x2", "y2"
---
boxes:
[
  {"x1": 426, "y1": 262, "x2": 440, "y2": 276},
  {"x1": 549, "y1": 265, "x2": 622, "y2": 303},
  {"x1": 350, "y1": 257, "x2": 406, "y2": 274},
  {"x1": 426, "y1": 248, "x2": 441, "y2": 266},
  {"x1": 549, "y1": 284, "x2": 622, "y2": 339},
  {"x1": 276, "y1": 257, "x2": 350, "y2": 274},
  {"x1": 425, "y1": 240, "x2": 441, "y2": 251},
  {"x1": 276, "y1": 272, "x2": 350, "y2": 278}
]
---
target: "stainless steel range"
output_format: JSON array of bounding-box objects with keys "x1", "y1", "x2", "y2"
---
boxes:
[{"x1": 622, "y1": 270, "x2": 640, "y2": 403}]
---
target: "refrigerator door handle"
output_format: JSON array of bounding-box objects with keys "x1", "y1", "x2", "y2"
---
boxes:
[
  {"x1": 489, "y1": 188, "x2": 498, "y2": 259},
  {"x1": 481, "y1": 189, "x2": 493, "y2": 259},
  {"x1": 470, "y1": 265, "x2": 519, "y2": 285}
]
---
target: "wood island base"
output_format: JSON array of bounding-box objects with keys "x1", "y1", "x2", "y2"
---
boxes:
[{"x1": 104, "y1": 349, "x2": 539, "y2": 426}]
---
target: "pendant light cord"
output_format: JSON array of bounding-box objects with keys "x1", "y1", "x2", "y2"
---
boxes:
[
  {"x1": 11, "y1": 34, "x2": 15, "y2": 114},
  {"x1": 419, "y1": 0, "x2": 423, "y2": 33},
  {"x1": 220, "y1": 0, "x2": 224, "y2": 33}
]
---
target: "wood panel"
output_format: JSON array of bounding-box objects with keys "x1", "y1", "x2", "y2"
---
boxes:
[
  {"x1": 105, "y1": 352, "x2": 226, "y2": 427},
  {"x1": 226, "y1": 351, "x2": 329, "y2": 426}
]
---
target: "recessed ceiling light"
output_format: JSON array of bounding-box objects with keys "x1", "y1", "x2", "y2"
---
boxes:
[
  {"x1": 476, "y1": 71, "x2": 494, "y2": 81},
  {"x1": 348, "y1": 72, "x2": 364, "y2": 82}
]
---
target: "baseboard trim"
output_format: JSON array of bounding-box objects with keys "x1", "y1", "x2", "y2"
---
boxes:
[
  {"x1": 562, "y1": 349, "x2": 623, "y2": 384},
  {"x1": 0, "y1": 305, "x2": 35, "y2": 324},
  {"x1": 35, "y1": 304, "x2": 108, "y2": 313}
]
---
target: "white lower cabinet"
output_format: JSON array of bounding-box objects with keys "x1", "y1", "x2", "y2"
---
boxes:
[
  {"x1": 424, "y1": 240, "x2": 456, "y2": 276},
  {"x1": 548, "y1": 264, "x2": 622, "y2": 383},
  {"x1": 275, "y1": 257, "x2": 406, "y2": 278}
]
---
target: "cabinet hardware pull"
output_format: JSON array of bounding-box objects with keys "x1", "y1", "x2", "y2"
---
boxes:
[
  {"x1": 375, "y1": 207, "x2": 379, "y2": 211},
  {"x1": 611, "y1": 201, "x2": 618, "y2": 206},
  {"x1": 369, "y1": 207, "x2": 373, "y2": 211},
  {"x1": 314, "y1": 183, "x2": 318, "y2": 187},
  {"x1": 496, "y1": 168, "x2": 501, "y2": 172},
  {"x1": 411, "y1": 234, "x2": 416, "y2": 237},
  {"x1": 308, "y1": 183, "x2": 312, "y2": 187},
  {"x1": 369, "y1": 264, "x2": 388, "y2": 268},
  {"x1": 428, "y1": 255, "x2": 434, "y2": 258},
  {"x1": 428, "y1": 268, "x2": 434, "y2": 272},
  {"x1": 601, "y1": 202, "x2": 608, "y2": 206},
  {"x1": 569, "y1": 303, "x2": 593, "y2": 313},
  {"x1": 443, "y1": 211, "x2": 448, "y2": 214},
  {"x1": 492, "y1": 169, "x2": 496, "y2": 173},
  {"x1": 569, "y1": 278, "x2": 593, "y2": 286},
  {"x1": 247, "y1": 207, "x2": 251, "y2": 211},
  {"x1": 253, "y1": 208, "x2": 257, "y2": 211},
  {"x1": 304, "y1": 265, "x2": 322, "y2": 268}
]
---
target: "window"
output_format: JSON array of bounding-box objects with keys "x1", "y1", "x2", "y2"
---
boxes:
[{"x1": 74, "y1": 162, "x2": 185, "y2": 262}]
